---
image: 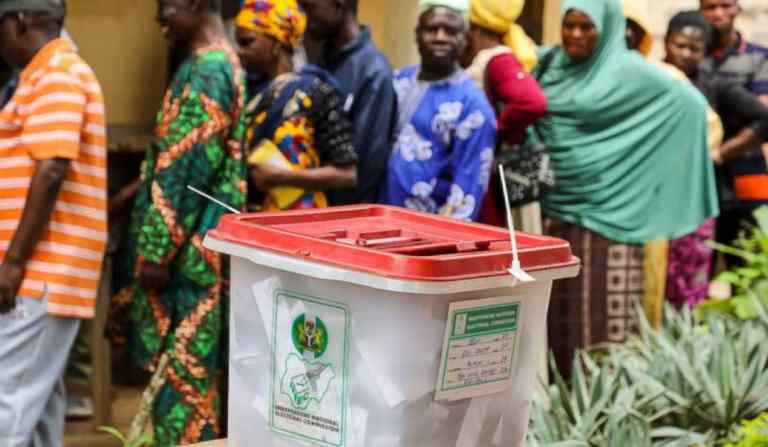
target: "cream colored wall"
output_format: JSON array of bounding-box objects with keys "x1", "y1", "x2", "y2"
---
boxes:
[
  {"x1": 359, "y1": 0, "x2": 421, "y2": 68},
  {"x1": 64, "y1": 0, "x2": 410, "y2": 127},
  {"x1": 65, "y1": 0, "x2": 167, "y2": 127},
  {"x1": 361, "y1": 0, "x2": 558, "y2": 65},
  {"x1": 61, "y1": 0, "x2": 581, "y2": 127},
  {"x1": 543, "y1": 0, "x2": 562, "y2": 44}
]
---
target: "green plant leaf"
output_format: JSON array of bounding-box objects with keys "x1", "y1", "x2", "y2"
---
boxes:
[
  {"x1": 98, "y1": 426, "x2": 128, "y2": 443},
  {"x1": 733, "y1": 296, "x2": 759, "y2": 320},
  {"x1": 717, "y1": 271, "x2": 744, "y2": 285},
  {"x1": 753, "y1": 207, "x2": 768, "y2": 235},
  {"x1": 708, "y1": 241, "x2": 757, "y2": 263},
  {"x1": 737, "y1": 268, "x2": 762, "y2": 280}
]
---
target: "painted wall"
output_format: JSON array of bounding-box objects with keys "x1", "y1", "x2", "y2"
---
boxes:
[
  {"x1": 66, "y1": 0, "x2": 418, "y2": 127},
  {"x1": 543, "y1": 0, "x2": 561, "y2": 44},
  {"x1": 360, "y1": 0, "x2": 550, "y2": 66},
  {"x1": 359, "y1": 0, "x2": 421, "y2": 68},
  {"x1": 66, "y1": 0, "x2": 167, "y2": 127},
  {"x1": 61, "y1": 0, "x2": 570, "y2": 128}
]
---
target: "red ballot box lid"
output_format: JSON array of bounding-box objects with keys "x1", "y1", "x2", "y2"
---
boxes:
[{"x1": 207, "y1": 205, "x2": 578, "y2": 282}]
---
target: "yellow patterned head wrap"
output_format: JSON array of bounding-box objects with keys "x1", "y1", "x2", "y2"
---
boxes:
[
  {"x1": 236, "y1": 0, "x2": 307, "y2": 49},
  {"x1": 469, "y1": 0, "x2": 538, "y2": 71}
]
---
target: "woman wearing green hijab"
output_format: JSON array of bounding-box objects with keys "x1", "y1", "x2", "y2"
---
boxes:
[{"x1": 538, "y1": 0, "x2": 718, "y2": 375}]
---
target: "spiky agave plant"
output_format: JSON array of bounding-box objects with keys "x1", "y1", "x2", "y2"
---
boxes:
[
  {"x1": 527, "y1": 298, "x2": 768, "y2": 446},
  {"x1": 611, "y1": 301, "x2": 768, "y2": 444},
  {"x1": 526, "y1": 351, "x2": 708, "y2": 447}
]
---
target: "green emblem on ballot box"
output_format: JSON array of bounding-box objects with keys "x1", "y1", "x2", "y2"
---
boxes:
[{"x1": 292, "y1": 313, "x2": 329, "y2": 358}]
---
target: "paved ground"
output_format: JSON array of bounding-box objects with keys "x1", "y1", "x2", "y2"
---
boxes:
[
  {"x1": 64, "y1": 386, "x2": 227, "y2": 446},
  {"x1": 64, "y1": 385, "x2": 141, "y2": 447}
]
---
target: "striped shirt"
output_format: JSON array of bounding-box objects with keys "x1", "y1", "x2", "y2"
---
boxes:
[
  {"x1": 706, "y1": 34, "x2": 768, "y2": 96},
  {"x1": 703, "y1": 33, "x2": 768, "y2": 206},
  {"x1": 0, "y1": 38, "x2": 107, "y2": 319}
]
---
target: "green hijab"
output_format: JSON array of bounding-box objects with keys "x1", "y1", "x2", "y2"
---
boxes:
[{"x1": 534, "y1": 0, "x2": 718, "y2": 244}]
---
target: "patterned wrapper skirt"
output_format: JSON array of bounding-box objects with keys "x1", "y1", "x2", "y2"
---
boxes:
[{"x1": 545, "y1": 219, "x2": 644, "y2": 377}]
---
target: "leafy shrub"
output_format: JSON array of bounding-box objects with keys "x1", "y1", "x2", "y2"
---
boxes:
[
  {"x1": 529, "y1": 207, "x2": 768, "y2": 445},
  {"x1": 698, "y1": 207, "x2": 768, "y2": 320},
  {"x1": 526, "y1": 351, "x2": 708, "y2": 447},
  {"x1": 726, "y1": 413, "x2": 768, "y2": 447},
  {"x1": 528, "y1": 299, "x2": 768, "y2": 446}
]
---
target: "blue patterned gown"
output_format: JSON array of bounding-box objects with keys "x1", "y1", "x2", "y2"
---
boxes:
[{"x1": 380, "y1": 66, "x2": 497, "y2": 221}]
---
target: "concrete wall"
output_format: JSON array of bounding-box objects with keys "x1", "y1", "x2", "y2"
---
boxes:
[
  {"x1": 66, "y1": 0, "x2": 167, "y2": 128},
  {"x1": 543, "y1": 0, "x2": 562, "y2": 44},
  {"x1": 65, "y1": 0, "x2": 419, "y2": 127},
  {"x1": 360, "y1": 0, "x2": 422, "y2": 68},
  {"x1": 360, "y1": 0, "x2": 549, "y2": 67},
  {"x1": 62, "y1": 0, "x2": 558, "y2": 127}
]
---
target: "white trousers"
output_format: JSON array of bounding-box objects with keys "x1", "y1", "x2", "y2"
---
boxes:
[{"x1": 0, "y1": 295, "x2": 80, "y2": 447}]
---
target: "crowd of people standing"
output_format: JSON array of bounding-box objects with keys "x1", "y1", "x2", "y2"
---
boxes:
[{"x1": 0, "y1": 0, "x2": 767, "y2": 445}]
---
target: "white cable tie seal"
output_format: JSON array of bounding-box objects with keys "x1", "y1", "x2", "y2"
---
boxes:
[
  {"x1": 187, "y1": 185, "x2": 242, "y2": 214},
  {"x1": 498, "y1": 164, "x2": 534, "y2": 283}
]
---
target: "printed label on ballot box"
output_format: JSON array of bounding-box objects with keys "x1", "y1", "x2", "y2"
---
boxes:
[{"x1": 435, "y1": 297, "x2": 522, "y2": 401}]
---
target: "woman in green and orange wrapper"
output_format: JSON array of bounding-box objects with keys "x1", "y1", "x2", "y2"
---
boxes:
[
  {"x1": 235, "y1": 0, "x2": 358, "y2": 212},
  {"x1": 109, "y1": 0, "x2": 247, "y2": 444}
]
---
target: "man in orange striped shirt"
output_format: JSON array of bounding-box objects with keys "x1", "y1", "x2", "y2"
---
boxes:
[{"x1": 0, "y1": 0, "x2": 106, "y2": 445}]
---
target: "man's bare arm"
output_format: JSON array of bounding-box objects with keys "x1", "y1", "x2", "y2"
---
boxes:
[{"x1": 0, "y1": 158, "x2": 69, "y2": 313}]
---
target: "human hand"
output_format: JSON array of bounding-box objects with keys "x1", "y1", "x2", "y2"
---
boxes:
[
  {"x1": 249, "y1": 164, "x2": 288, "y2": 190},
  {"x1": 109, "y1": 178, "x2": 141, "y2": 216},
  {"x1": 0, "y1": 260, "x2": 24, "y2": 314},
  {"x1": 139, "y1": 262, "x2": 170, "y2": 291},
  {"x1": 711, "y1": 148, "x2": 724, "y2": 166}
]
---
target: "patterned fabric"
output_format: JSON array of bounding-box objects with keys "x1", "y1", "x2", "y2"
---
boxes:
[
  {"x1": 235, "y1": 0, "x2": 307, "y2": 49},
  {"x1": 244, "y1": 65, "x2": 357, "y2": 211},
  {"x1": 109, "y1": 42, "x2": 246, "y2": 446},
  {"x1": 379, "y1": 66, "x2": 496, "y2": 221},
  {"x1": 545, "y1": 218, "x2": 644, "y2": 378},
  {"x1": 0, "y1": 38, "x2": 107, "y2": 319},
  {"x1": 666, "y1": 219, "x2": 715, "y2": 308}
]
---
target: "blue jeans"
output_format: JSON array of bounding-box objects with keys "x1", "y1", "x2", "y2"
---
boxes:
[{"x1": 0, "y1": 295, "x2": 80, "y2": 447}]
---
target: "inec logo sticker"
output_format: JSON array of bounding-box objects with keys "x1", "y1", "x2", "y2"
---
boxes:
[
  {"x1": 271, "y1": 290, "x2": 349, "y2": 446},
  {"x1": 292, "y1": 314, "x2": 329, "y2": 358}
]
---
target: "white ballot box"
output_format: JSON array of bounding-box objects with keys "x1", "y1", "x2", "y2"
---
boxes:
[{"x1": 204, "y1": 205, "x2": 579, "y2": 447}]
